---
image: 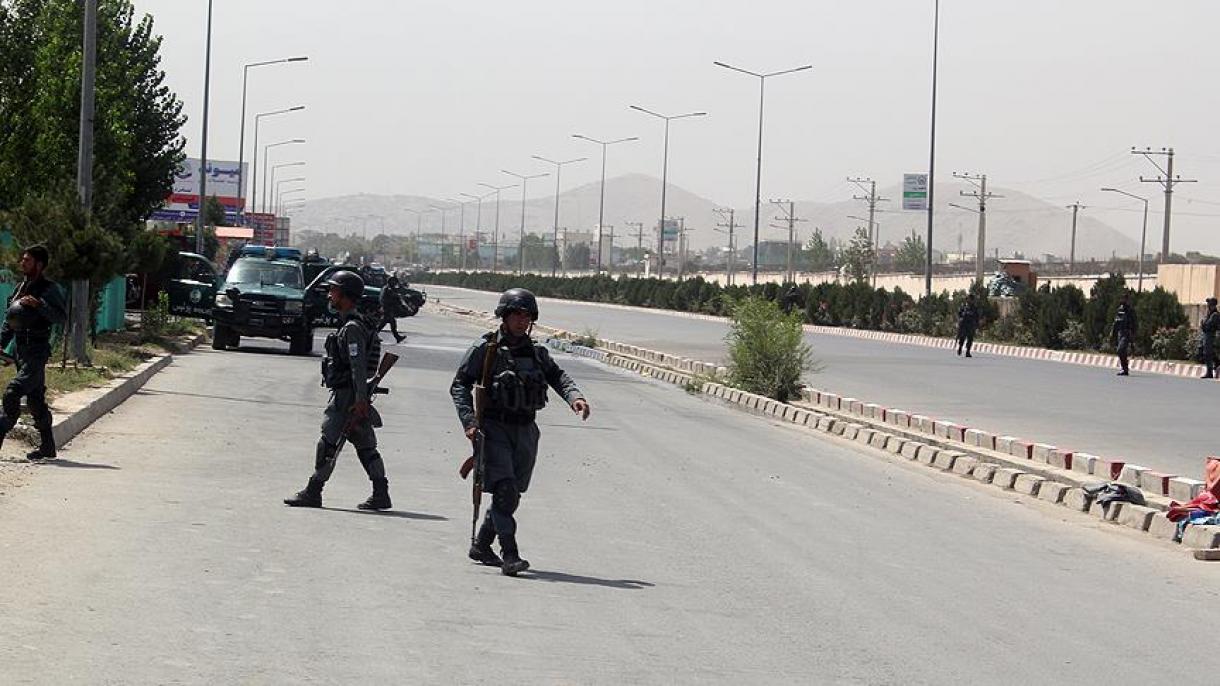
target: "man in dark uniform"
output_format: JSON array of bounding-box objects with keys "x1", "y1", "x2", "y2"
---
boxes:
[
  {"x1": 1200, "y1": 297, "x2": 1219, "y2": 379},
  {"x1": 450, "y1": 288, "x2": 590, "y2": 576},
  {"x1": 1112, "y1": 292, "x2": 1137, "y2": 376},
  {"x1": 284, "y1": 270, "x2": 392, "y2": 510},
  {"x1": 781, "y1": 285, "x2": 800, "y2": 314},
  {"x1": 956, "y1": 293, "x2": 980, "y2": 357},
  {"x1": 0, "y1": 245, "x2": 66, "y2": 460},
  {"x1": 377, "y1": 275, "x2": 407, "y2": 344}
]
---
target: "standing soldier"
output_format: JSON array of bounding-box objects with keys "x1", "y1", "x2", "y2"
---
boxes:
[
  {"x1": 781, "y1": 285, "x2": 800, "y2": 314},
  {"x1": 956, "y1": 293, "x2": 980, "y2": 358},
  {"x1": 284, "y1": 271, "x2": 392, "y2": 510},
  {"x1": 378, "y1": 275, "x2": 407, "y2": 344},
  {"x1": 0, "y1": 246, "x2": 66, "y2": 460},
  {"x1": 450, "y1": 288, "x2": 590, "y2": 576},
  {"x1": 1112, "y1": 292, "x2": 1137, "y2": 377},
  {"x1": 1200, "y1": 297, "x2": 1219, "y2": 379}
]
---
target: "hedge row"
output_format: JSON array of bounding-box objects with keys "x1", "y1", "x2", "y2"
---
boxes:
[{"x1": 413, "y1": 271, "x2": 1195, "y2": 361}]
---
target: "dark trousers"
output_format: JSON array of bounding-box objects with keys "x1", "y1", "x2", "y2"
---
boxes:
[
  {"x1": 1202, "y1": 341, "x2": 1217, "y2": 377},
  {"x1": 480, "y1": 419, "x2": 540, "y2": 540},
  {"x1": 311, "y1": 387, "x2": 385, "y2": 484},
  {"x1": 956, "y1": 328, "x2": 975, "y2": 354},
  {"x1": 1117, "y1": 333, "x2": 1132, "y2": 373},
  {"x1": 378, "y1": 314, "x2": 401, "y2": 339},
  {"x1": 0, "y1": 341, "x2": 52, "y2": 436}
]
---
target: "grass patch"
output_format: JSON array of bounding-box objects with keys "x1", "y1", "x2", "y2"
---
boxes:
[{"x1": 570, "y1": 328, "x2": 600, "y2": 348}]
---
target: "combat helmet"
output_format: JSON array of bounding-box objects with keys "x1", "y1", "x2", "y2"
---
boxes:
[{"x1": 494, "y1": 288, "x2": 539, "y2": 321}]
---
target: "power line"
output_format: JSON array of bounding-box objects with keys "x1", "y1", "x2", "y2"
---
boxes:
[
  {"x1": 1066, "y1": 202, "x2": 1085, "y2": 273},
  {"x1": 1133, "y1": 146, "x2": 1197, "y2": 262},
  {"x1": 770, "y1": 199, "x2": 806, "y2": 284},
  {"x1": 847, "y1": 177, "x2": 889, "y2": 286},
  {"x1": 953, "y1": 171, "x2": 1003, "y2": 282},
  {"x1": 713, "y1": 207, "x2": 742, "y2": 286}
]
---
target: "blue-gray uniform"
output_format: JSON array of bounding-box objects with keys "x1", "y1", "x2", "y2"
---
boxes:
[
  {"x1": 1200, "y1": 307, "x2": 1220, "y2": 378},
  {"x1": 451, "y1": 330, "x2": 584, "y2": 540},
  {"x1": 0, "y1": 275, "x2": 67, "y2": 455},
  {"x1": 312, "y1": 310, "x2": 385, "y2": 485}
]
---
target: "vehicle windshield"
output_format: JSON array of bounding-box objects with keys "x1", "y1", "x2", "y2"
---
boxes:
[{"x1": 227, "y1": 260, "x2": 302, "y2": 288}]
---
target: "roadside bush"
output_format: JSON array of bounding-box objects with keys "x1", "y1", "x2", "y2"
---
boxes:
[
  {"x1": 1148, "y1": 325, "x2": 1201, "y2": 361},
  {"x1": 725, "y1": 296, "x2": 816, "y2": 402},
  {"x1": 1060, "y1": 319, "x2": 1089, "y2": 349}
]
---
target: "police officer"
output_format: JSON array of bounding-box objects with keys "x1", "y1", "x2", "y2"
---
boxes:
[
  {"x1": 450, "y1": 288, "x2": 590, "y2": 576},
  {"x1": 378, "y1": 275, "x2": 407, "y2": 344},
  {"x1": 1200, "y1": 297, "x2": 1219, "y2": 379},
  {"x1": 1112, "y1": 292, "x2": 1137, "y2": 376},
  {"x1": 0, "y1": 245, "x2": 66, "y2": 460},
  {"x1": 956, "y1": 293, "x2": 980, "y2": 357},
  {"x1": 284, "y1": 270, "x2": 392, "y2": 510},
  {"x1": 781, "y1": 285, "x2": 800, "y2": 314}
]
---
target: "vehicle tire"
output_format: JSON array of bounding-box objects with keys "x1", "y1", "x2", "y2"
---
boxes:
[
  {"x1": 289, "y1": 327, "x2": 314, "y2": 355},
  {"x1": 212, "y1": 323, "x2": 232, "y2": 350}
]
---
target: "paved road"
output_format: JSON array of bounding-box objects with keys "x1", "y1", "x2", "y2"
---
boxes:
[
  {"x1": 2, "y1": 310, "x2": 1217, "y2": 683},
  {"x1": 428, "y1": 285, "x2": 1217, "y2": 480}
]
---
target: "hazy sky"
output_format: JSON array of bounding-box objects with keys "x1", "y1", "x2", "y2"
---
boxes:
[{"x1": 133, "y1": 0, "x2": 1220, "y2": 251}]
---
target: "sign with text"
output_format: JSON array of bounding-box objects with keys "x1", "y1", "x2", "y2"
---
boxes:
[{"x1": 902, "y1": 173, "x2": 928, "y2": 211}]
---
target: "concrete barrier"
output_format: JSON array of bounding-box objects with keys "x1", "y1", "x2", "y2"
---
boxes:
[
  {"x1": 1148, "y1": 514, "x2": 1179, "y2": 541},
  {"x1": 1139, "y1": 471, "x2": 1173, "y2": 497},
  {"x1": 1063, "y1": 488, "x2": 1092, "y2": 512},
  {"x1": 951, "y1": 455, "x2": 978, "y2": 476},
  {"x1": 1095, "y1": 457, "x2": 1126, "y2": 480},
  {"x1": 1038, "y1": 482, "x2": 1070, "y2": 504},
  {"x1": 1071, "y1": 453, "x2": 1098, "y2": 476},
  {"x1": 992, "y1": 468, "x2": 1023, "y2": 490},
  {"x1": 1169, "y1": 478, "x2": 1206, "y2": 502},
  {"x1": 973, "y1": 463, "x2": 999, "y2": 484},
  {"x1": 1031, "y1": 443, "x2": 1057, "y2": 463},
  {"x1": 1118, "y1": 465, "x2": 1149, "y2": 488},
  {"x1": 1118, "y1": 505, "x2": 1158, "y2": 532},
  {"x1": 1047, "y1": 449, "x2": 1073, "y2": 471},
  {"x1": 1183, "y1": 525, "x2": 1220, "y2": 549},
  {"x1": 1014, "y1": 474, "x2": 1045, "y2": 497}
]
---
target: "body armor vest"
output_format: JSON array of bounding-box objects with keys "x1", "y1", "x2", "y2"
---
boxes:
[
  {"x1": 321, "y1": 316, "x2": 379, "y2": 388},
  {"x1": 489, "y1": 344, "x2": 549, "y2": 413}
]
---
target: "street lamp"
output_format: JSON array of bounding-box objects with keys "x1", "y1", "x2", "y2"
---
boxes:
[
  {"x1": 262, "y1": 139, "x2": 305, "y2": 212},
  {"x1": 268, "y1": 161, "x2": 305, "y2": 213},
  {"x1": 532, "y1": 154, "x2": 587, "y2": 276},
  {"x1": 237, "y1": 56, "x2": 307, "y2": 219},
  {"x1": 250, "y1": 106, "x2": 304, "y2": 213},
  {"x1": 629, "y1": 105, "x2": 707, "y2": 278},
  {"x1": 573, "y1": 134, "x2": 638, "y2": 273},
  {"x1": 1101, "y1": 187, "x2": 1150, "y2": 292},
  {"x1": 925, "y1": 0, "x2": 942, "y2": 296},
  {"x1": 446, "y1": 197, "x2": 472, "y2": 270},
  {"x1": 195, "y1": 0, "x2": 213, "y2": 254},
  {"x1": 430, "y1": 203, "x2": 455, "y2": 269},
  {"x1": 461, "y1": 190, "x2": 496, "y2": 271},
  {"x1": 277, "y1": 187, "x2": 305, "y2": 217},
  {"x1": 404, "y1": 208, "x2": 424, "y2": 264},
  {"x1": 501, "y1": 170, "x2": 549, "y2": 273},
  {"x1": 275, "y1": 177, "x2": 305, "y2": 215},
  {"x1": 479, "y1": 182, "x2": 518, "y2": 273},
  {"x1": 713, "y1": 61, "x2": 812, "y2": 285}
]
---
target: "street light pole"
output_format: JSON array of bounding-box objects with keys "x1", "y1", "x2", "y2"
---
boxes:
[
  {"x1": 573, "y1": 134, "x2": 638, "y2": 273},
  {"x1": 501, "y1": 170, "x2": 549, "y2": 273},
  {"x1": 925, "y1": 0, "x2": 941, "y2": 297},
  {"x1": 532, "y1": 154, "x2": 587, "y2": 276},
  {"x1": 630, "y1": 106, "x2": 707, "y2": 279},
  {"x1": 237, "y1": 56, "x2": 307, "y2": 221},
  {"x1": 275, "y1": 178, "x2": 305, "y2": 215},
  {"x1": 268, "y1": 161, "x2": 304, "y2": 213},
  {"x1": 713, "y1": 61, "x2": 812, "y2": 285},
  {"x1": 195, "y1": 0, "x2": 213, "y2": 254},
  {"x1": 250, "y1": 105, "x2": 304, "y2": 214},
  {"x1": 480, "y1": 182, "x2": 517, "y2": 273},
  {"x1": 1101, "y1": 187, "x2": 1150, "y2": 292},
  {"x1": 430, "y1": 204, "x2": 454, "y2": 270},
  {"x1": 277, "y1": 187, "x2": 305, "y2": 217},
  {"x1": 263, "y1": 140, "x2": 305, "y2": 212}
]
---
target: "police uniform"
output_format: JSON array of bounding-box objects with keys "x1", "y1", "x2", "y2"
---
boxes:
[
  {"x1": 1200, "y1": 299, "x2": 1219, "y2": 378},
  {"x1": 1113, "y1": 301, "x2": 1137, "y2": 375},
  {"x1": 0, "y1": 273, "x2": 67, "y2": 459},
  {"x1": 451, "y1": 292, "x2": 584, "y2": 575},
  {"x1": 285, "y1": 271, "x2": 390, "y2": 510},
  {"x1": 956, "y1": 300, "x2": 979, "y2": 357}
]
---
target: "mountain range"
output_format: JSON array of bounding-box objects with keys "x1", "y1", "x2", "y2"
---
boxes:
[{"x1": 289, "y1": 173, "x2": 1138, "y2": 261}]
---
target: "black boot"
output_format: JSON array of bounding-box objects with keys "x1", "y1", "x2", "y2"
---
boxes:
[
  {"x1": 468, "y1": 518, "x2": 502, "y2": 566},
  {"x1": 394, "y1": 333, "x2": 406, "y2": 344},
  {"x1": 26, "y1": 427, "x2": 57, "y2": 461},
  {"x1": 499, "y1": 534, "x2": 530, "y2": 577},
  {"x1": 357, "y1": 477, "x2": 392, "y2": 511},
  {"x1": 284, "y1": 478, "x2": 324, "y2": 507}
]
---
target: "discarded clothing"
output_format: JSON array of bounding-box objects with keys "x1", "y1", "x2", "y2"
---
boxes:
[
  {"x1": 1175, "y1": 512, "x2": 1220, "y2": 543},
  {"x1": 1081, "y1": 482, "x2": 1146, "y2": 516},
  {"x1": 1167, "y1": 492, "x2": 1220, "y2": 523}
]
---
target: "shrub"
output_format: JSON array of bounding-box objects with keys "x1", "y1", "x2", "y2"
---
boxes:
[{"x1": 725, "y1": 296, "x2": 817, "y2": 402}]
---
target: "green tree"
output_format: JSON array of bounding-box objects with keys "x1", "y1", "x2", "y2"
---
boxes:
[
  {"x1": 726, "y1": 295, "x2": 817, "y2": 402},
  {"x1": 202, "y1": 195, "x2": 226, "y2": 226},
  {"x1": 895, "y1": 230, "x2": 926, "y2": 272},
  {"x1": 840, "y1": 226, "x2": 874, "y2": 283},
  {"x1": 805, "y1": 228, "x2": 834, "y2": 272}
]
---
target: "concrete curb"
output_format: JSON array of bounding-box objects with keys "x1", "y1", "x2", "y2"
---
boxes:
[
  {"x1": 429, "y1": 285, "x2": 1210, "y2": 380},
  {"x1": 434, "y1": 301, "x2": 1218, "y2": 557},
  {"x1": 12, "y1": 331, "x2": 206, "y2": 452}
]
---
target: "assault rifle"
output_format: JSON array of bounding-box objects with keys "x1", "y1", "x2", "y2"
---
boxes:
[
  {"x1": 459, "y1": 331, "x2": 499, "y2": 545},
  {"x1": 332, "y1": 351, "x2": 399, "y2": 459}
]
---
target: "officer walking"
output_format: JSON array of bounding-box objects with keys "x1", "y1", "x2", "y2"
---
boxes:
[
  {"x1": 450, "y1": 288, "x2": 590, "y2": 576},
  {"x1": 1112, "y1": 292, "x2": 1137, "y2": 376},
  {"x1": 378, "y1": 275, "x2": 407, "y2": 344},
  {"x1": 284, "y1": 271, "x2": 392, "y2": 510},
  {"x1": 956, "y1": 293, "x2": 980, "y2": 358},
  {"x1": 0, "y1": 245, "x2": 66, "y2": 460},
  {"x1": 1200, "y1": 297, "x2": 1219, "y2": 379}
]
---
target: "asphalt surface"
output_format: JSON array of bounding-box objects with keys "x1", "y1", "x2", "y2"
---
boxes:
[
  {"x1": 428, "y1": 285, "x2": 1217, "y2": 480},
  {"x1": 1, "y1": 310, "x2": 1218, "y2": 684}
]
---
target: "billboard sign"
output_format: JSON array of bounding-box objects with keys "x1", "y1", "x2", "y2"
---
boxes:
[
  {"x1": 902, "y1": 173, "x2": 928, "y2": 211},
  {"x1": 158, "y1": 158, "x2": 246, "y2": 221},
  {"x1": 247, "y1": 212, "x2": 277, "y2": 245}
]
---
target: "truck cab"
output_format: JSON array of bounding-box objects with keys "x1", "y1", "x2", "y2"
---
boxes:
[
  {"x1": 211, "y1": 253, "x2": 315, "y2": 355},
  {"x1": 304, "y1": 264, "x2": 383, "y2": 329}
]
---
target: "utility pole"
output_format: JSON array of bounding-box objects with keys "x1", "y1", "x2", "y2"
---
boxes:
[
  {"x1": 627, "y1": 222, "x2": 646, "y2": 277},
  {"x1": 71, "y1": 0, "x2": 99, "y2": 365},
  {"x1": 848, "y1": 177, "x2": 889, "y2": 286},
  {"x1": 770, "y1": 199, "x2": 805, "y2": 284},
  {"x1": 953, "y1": 172, "x2": 1002, "y2": 282},
  {"x1": 673, "y1": 217, "x2": 689, "y2": 281},
  {"x1": 714, "y1": 208, "x2": 740, "y2": 286},
  {"x1": 1066, "y1": 202, "x2": 1085, "y2": 273},
  {"x1": 1133, "y1": 147, "x2": 1196, "y2": 263}
]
